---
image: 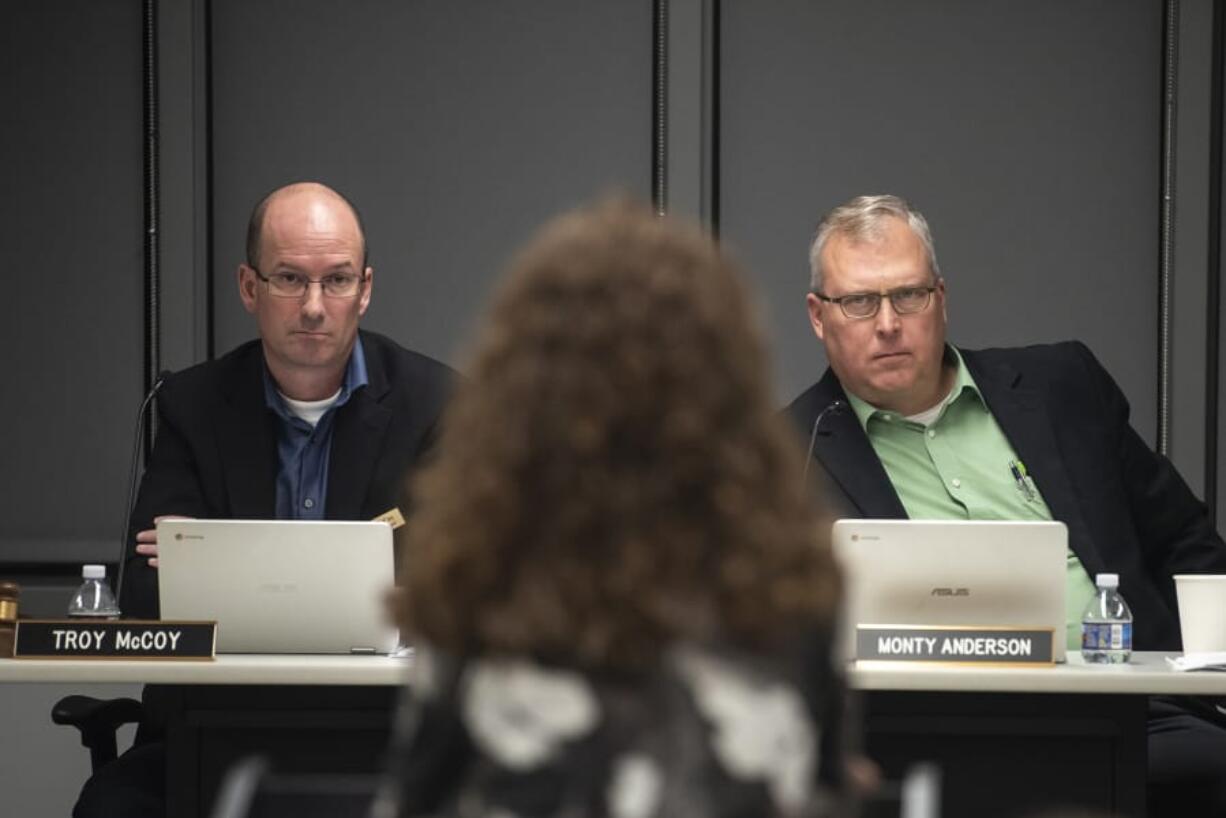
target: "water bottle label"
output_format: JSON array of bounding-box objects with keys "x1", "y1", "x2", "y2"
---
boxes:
[{"x1": 1081, "y1": 622, "x2": 1132, "y2": 650}]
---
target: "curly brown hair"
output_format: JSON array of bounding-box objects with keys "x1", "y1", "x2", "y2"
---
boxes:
[{"x1": 399, "y1": 199, "x2": 839, "y2": 670}]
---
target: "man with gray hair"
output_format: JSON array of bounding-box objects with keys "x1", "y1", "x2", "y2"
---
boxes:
[{"x1": 788, "y1": 193, "x2": 1226, "y2": 816}]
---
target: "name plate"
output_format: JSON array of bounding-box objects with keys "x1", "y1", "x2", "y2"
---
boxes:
[
  {"x1": 13, "y1": 620, "x2": 216, "y2": 660},
  {"x1": 856, "y1": 625, "x2": 1055, "y2": 665}
]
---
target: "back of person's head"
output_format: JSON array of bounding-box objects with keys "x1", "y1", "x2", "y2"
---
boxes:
[{"x1": 399, "y1": 198, "x2": 839, "y2": 670}]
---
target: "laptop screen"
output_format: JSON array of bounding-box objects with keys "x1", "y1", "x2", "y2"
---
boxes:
[
  {"x1": 831, "y1": 519, "x2": 1068, "y2": 662},
  {"x1": 157, "y1": 519, "x2": 398, "y2": 654}
]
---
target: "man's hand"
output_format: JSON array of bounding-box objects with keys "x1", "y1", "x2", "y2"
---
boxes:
[
  {"x1": 846, "y1": 754, "x2": 882, "y2": 797},
  {"x1": 134, "y1": 515, "x2": 194, "y2": 568}
]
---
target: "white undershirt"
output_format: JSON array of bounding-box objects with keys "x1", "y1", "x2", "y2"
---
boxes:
[
  {"x1": 279, "y1": 388, "x2": 342, "y2": 427},
  {"x1": 903, "y1": 384, "x2": 956, "y2": 427}
]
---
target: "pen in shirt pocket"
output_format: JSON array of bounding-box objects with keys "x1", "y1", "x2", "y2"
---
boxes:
[{"x1": 1008, "y1": 459, "x2": 1037, "y2": 502}]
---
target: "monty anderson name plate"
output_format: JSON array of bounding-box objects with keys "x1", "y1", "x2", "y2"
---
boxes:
[{"x1": 856, "y1": 625, "x2": 1055, "y2": 665}]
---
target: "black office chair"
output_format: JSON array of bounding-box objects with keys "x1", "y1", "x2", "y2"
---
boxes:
[
  {"x1": 211, "y1": 757, "x2": 380, "y2": 818},
  {"x1": 52, "y1": 694, "x2": 145, "y2": 772}
]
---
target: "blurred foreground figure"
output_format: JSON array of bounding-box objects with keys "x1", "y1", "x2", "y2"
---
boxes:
[{"x1": 375, "y1": 200, "x2": 851, "y2": 818}]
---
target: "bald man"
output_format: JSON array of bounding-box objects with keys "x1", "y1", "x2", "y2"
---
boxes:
[
  {"x1": 117, "y1": 182, "x2": 454, "y2": 619},
  {"x1": 74, "y1": 184, "x2": 452, "y2": 818}
]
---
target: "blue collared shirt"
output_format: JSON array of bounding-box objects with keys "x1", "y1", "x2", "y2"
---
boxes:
[{"x1": 263, "y1": 336, "x2": 369, "y2": 520}]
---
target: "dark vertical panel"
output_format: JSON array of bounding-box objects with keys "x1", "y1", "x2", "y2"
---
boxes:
[
  {"x1": 1169, "y1": 0, "x2": 1214, "y2": 505},
  {"x1": 204, "y1": 0, "x2": 217, "y2": 362},
  {"x1": 142, "y1": 0, "x2": 161, "y2": 450},
  {"x1": 1209, "y1": 0, "x2": 1224, "y2": 523},
  {"x1": 719, "y1": 1, "x2": 1162, "y2": 438},
  {"x1": 1158, "y1": 0, "x2": 1178, "y2": 456},
  {"x1": 653, "y1": 0, "x2": 667, "y2": 212},
  {"x1": 208, "y1": 0, "x2": 652, "y2": 365},
  {"x1": 0, "y1": 1, "x2": 144, "y2": 558},
  {"x1": 710, "y1": 0, "x2": 722, "y2": 233}
]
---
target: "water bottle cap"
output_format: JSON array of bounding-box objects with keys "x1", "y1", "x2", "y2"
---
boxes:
[
  {"x1": 1095, "y1": 572, "x2": 1119, "y2": 588},
  {"x1": 82, "y1": 564, "x2": 106, "y2": 579}
]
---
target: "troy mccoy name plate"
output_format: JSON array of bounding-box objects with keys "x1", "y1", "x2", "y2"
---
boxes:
[
  {"x1": 13, "y1": 620, "x2": 216, "y2": 660},
  {"x1": 856, "y1": 625, "x2": 1055, "y2": 665}
]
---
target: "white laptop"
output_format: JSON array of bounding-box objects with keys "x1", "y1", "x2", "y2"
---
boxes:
[
  {"x1": 157, "y1": 519, "x2": 399, "y2": 654},
  {"x1": 832, "y1": 519, "x2": 1069, "y2": 662}
]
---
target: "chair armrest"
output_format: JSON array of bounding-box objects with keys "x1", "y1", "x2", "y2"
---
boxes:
[{"x1": 51, "y1": 695, "x2": 144, "y2": 771}]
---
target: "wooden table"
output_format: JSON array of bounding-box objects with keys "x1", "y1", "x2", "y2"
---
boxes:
[
  {"x1": 2, "y1": 654, "x2": 407, "y2": 817},
  {"x1": 4, "y1": 652, "x2": 1222, "y2": 817},
  {"x1": 848, "y1": 652, "x2": 1226, "y2": 817}
]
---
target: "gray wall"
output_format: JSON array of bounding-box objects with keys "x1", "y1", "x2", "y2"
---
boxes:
[
  {"x1": 0, "y1": 6, "x2": 146, "y2": 817},
  {"x1": 207, "y1": 0, "x2": 653, "y2": 364},
  {"x1": 0, "y1": 0, "x2": 145, "y2": 602},
  {"x1": 0, "y1": 683, "x2": 140, "y2": 818},
  {"x1": 3, "y1": 2, "x2": 1225, "y2": 816},
  {"x1": 720, "y1": 1, "x2": 1161, "y2": 445}
]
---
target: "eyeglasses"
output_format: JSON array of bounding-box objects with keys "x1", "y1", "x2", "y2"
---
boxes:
[
  {"x1": 251, "y1": 267, "x2": 368, "y2": 299},
  {"x1": 813, "y1": 284, "x2": 938, "y2": 320}
]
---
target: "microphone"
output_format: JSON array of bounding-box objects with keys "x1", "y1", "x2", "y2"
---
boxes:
[
  {"x1": 114, "y1": 370, "x2": 171, "y2": 614},
  {"x1": 802, "y1": 399, "x2": 844, "y2": 484}
]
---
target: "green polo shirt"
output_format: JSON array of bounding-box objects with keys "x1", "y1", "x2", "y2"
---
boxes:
[{"x1": 845, "y1": 346, "x2": 1096, "y2": 649}]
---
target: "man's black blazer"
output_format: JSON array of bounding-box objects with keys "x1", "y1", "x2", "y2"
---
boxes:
[
  {"x1": 787, "y1": 340, "x2": 1226, "y2": 651},
  {"x1": 119, "y1": 329, "x2": 455, "y2": 619}
]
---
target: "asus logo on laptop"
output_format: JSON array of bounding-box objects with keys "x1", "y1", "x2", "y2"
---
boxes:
[{"x1": 930, "y1": 587, "x2": 970, "y2": 597}]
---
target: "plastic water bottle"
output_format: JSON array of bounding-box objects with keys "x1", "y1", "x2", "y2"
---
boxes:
[
  {"x1": 67, "y1": 565, "x2": 120, "y2": 619},
  {"x1": 1081, "y1": 572, "x2": 1132, "y2": 664}
]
